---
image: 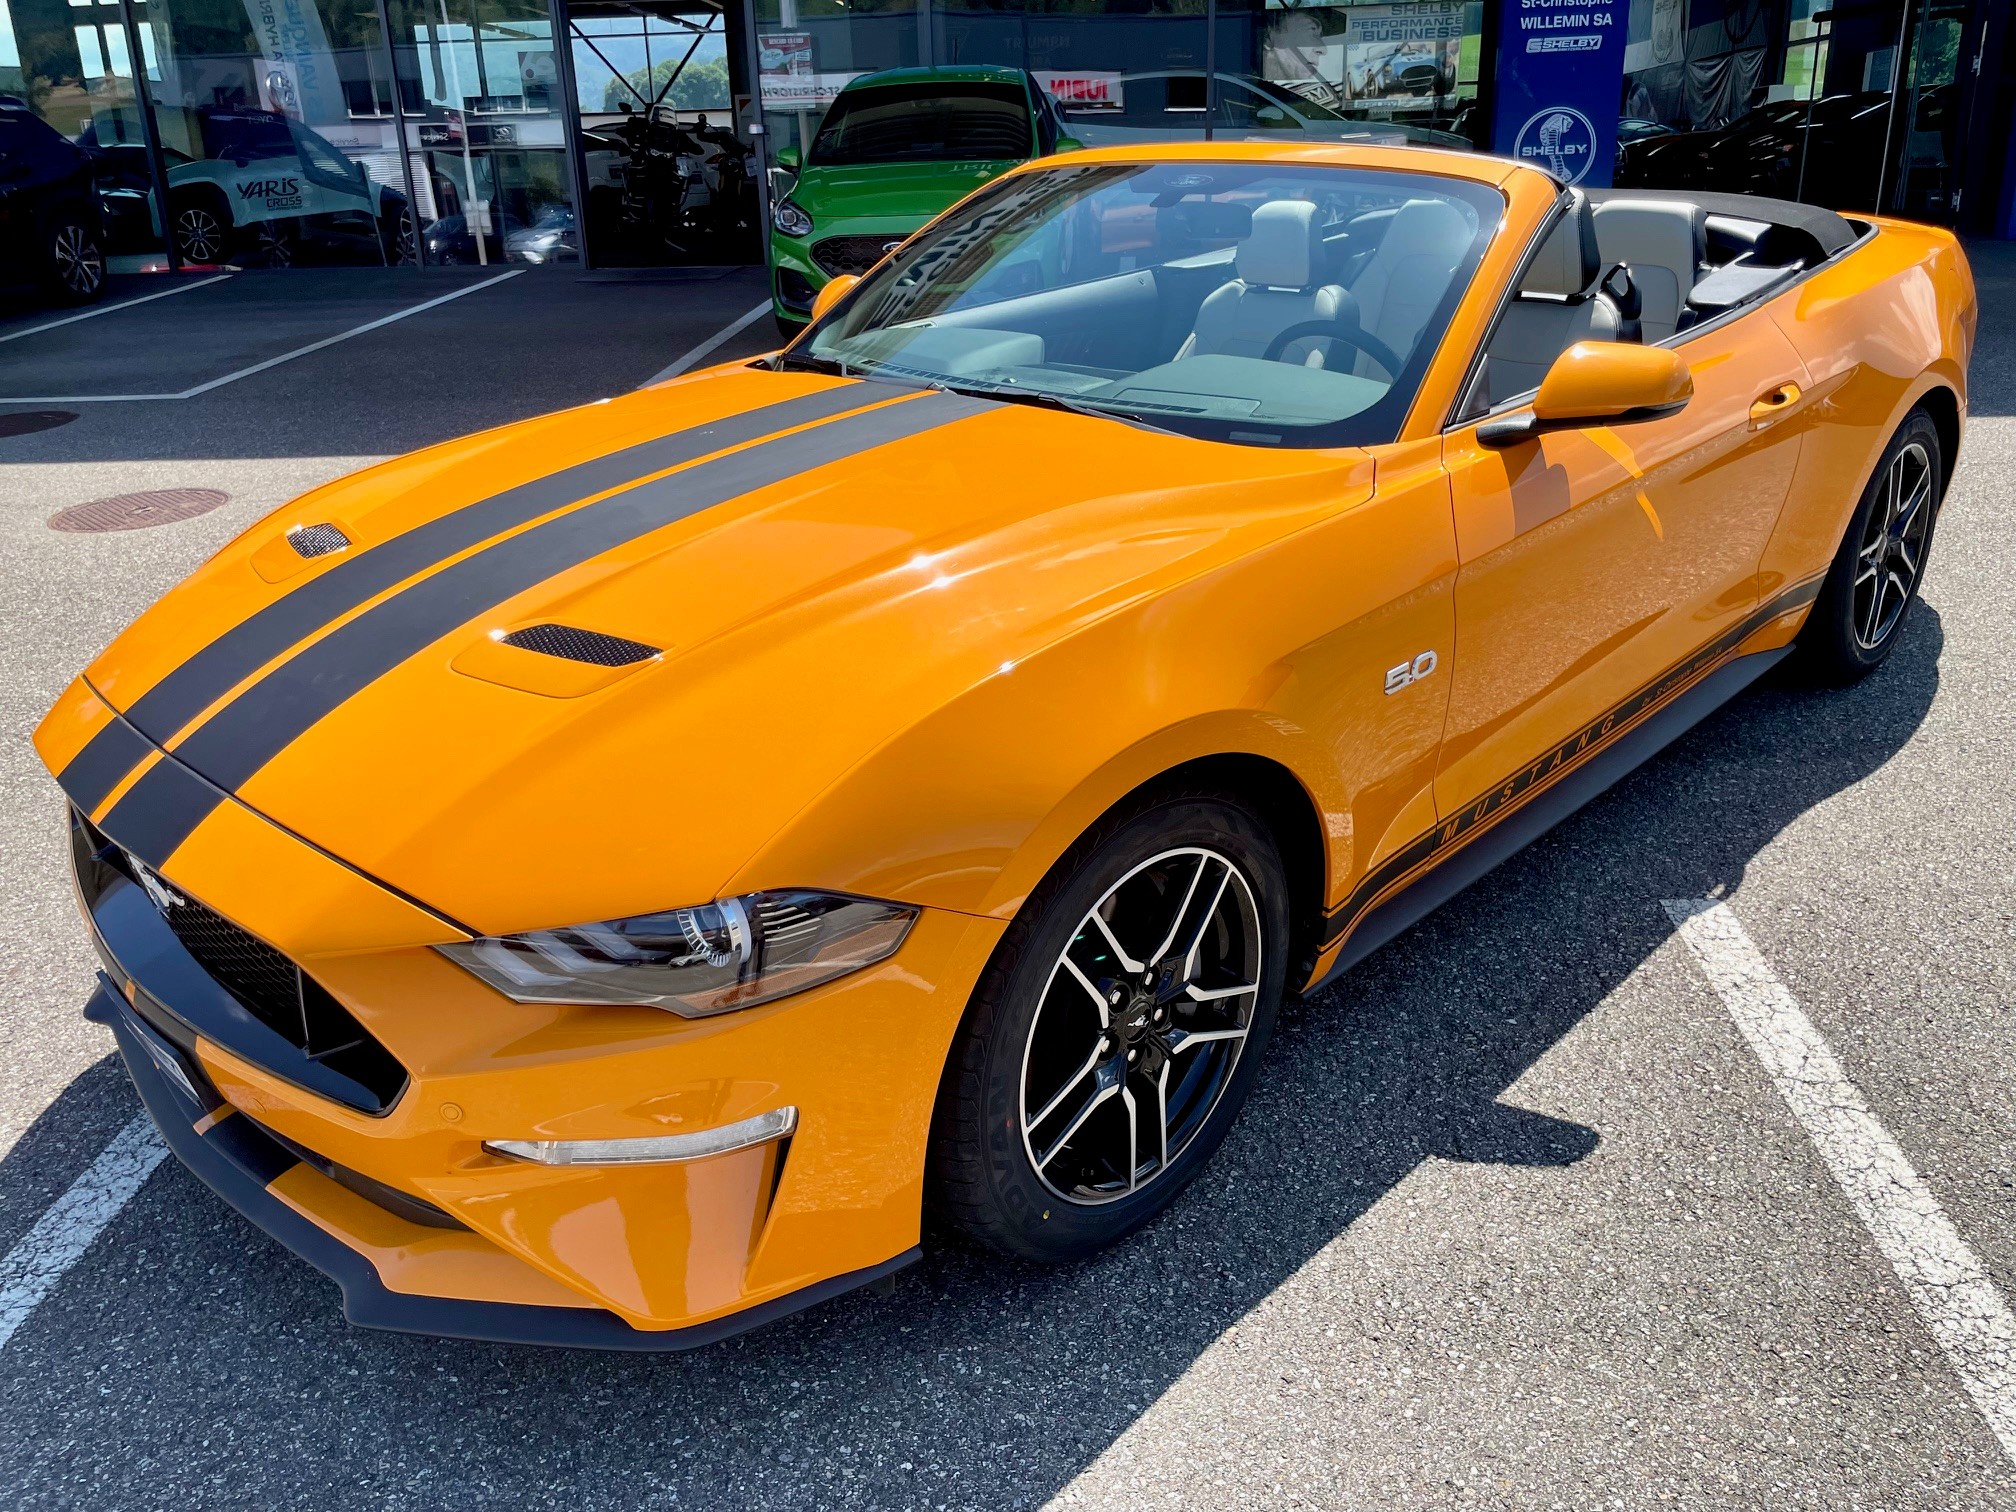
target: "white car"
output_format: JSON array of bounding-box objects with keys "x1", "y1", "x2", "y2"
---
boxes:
[{"x1": 92, "y1": 107, "x2": 411, "y2": 267}]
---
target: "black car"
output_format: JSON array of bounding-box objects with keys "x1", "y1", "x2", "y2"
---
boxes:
[
  {"x1": 1614, "y1": 91, "x2": 1915, "y2": 213},
  {"x1": 0, "y1": 99, "x2": 106, "y2": 305}
]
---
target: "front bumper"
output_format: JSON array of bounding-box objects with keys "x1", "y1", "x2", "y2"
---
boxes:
[
  {"x1": 53, "y1": 708, "x2": 1004, "y2": 1345},
  {"x1": 767, "y1": 218, "x2": 924, "y2": 322},
  {"x1": 92, "y1": 977, "x2": 916, "y2": 1348}
]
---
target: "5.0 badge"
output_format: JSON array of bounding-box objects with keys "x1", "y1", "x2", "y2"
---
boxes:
[{"x1": 1384, "y1": 649, "x2": 1439, "y2": 695}]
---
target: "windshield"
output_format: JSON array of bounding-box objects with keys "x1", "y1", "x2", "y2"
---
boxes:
[
  {"x1": 796, "y1": 161, "x2": 1500, "y2": 448},
  {"x1": 811, "y1": 82, "x2": 1031, "y2": 166}
]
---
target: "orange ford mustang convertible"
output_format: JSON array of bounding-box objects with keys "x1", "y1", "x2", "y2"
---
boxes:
[{"x1": 39, "y1": 143, "x2": 1973, "y2": 1347}]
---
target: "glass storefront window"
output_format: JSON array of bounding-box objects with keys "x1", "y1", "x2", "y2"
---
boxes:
[
  {"x1": 2, "y1": 0, "x2": 171, "y2": 272},
  {"x1": 98, "y1": 0, "x2": 413, "y2": 268},
  {"x1": 753, "y1": 0, "x2": 921, "y2": 163},
  {"x1": 569, "y1": 2, "x2": 753, "y2": 266},
  {"x1": 1217, "y1": 0, "x2": 1480, "y2": 147},
  {"x1": 387, "y1": 0, "x2": 575, "y2": 265}
]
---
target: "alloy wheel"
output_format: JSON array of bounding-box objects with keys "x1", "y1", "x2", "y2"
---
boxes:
[
  {"x1": 1852, "y1": 439, "x2": 1934, "y2": 650},
  {"x1": 175, "y1": 206, "x2": 225, "y2": 263},
  {"x1": 51, "y1": 223, "x2": 103, "y2": 297},
  {"x1": 1019, "y1": 847, "x2": 1262, "y2": 1205},
  {"x1": 251, "y1": 221, "x2": 293, "y2": 268}
]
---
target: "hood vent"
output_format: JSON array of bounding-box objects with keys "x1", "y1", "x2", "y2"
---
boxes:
[
  {"x1": 501, "y1": 623, "x2": 660, "y2": 667},
  {"x1": 288, "y1": 523, "x2": 351, "y2": 558}
]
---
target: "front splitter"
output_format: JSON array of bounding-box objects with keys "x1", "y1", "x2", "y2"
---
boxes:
[{"x1": 88, "y1": 979, "x2": 917, "y2": 1350}]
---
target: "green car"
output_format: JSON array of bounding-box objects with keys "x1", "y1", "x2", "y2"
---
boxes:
[{"x1": 768, "y1": 65, "x2": 1077, "y2": 336}]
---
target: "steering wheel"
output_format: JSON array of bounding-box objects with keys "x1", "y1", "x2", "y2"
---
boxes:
[{"x1": 1260, "y1": 319, "x2": 1404, "y2": 378}]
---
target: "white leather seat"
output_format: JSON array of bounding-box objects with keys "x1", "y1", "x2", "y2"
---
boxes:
[
  {"x1": 1180, "y1": 201, "x2": 1348, "y2": 368},
  {"x1": 1482, "y1": 195, "x2": 1626, "y2": 405},
  {"x1": 1592, "y1": 197, "x2": 1705, "y2": 341},
  {"x1": 1345, "y1": 197, "x2": 1471, "y2": 378}
]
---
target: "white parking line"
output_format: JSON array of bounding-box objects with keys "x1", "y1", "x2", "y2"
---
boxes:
[
  {"x1": 1665, "y1": 898, "x2": 2016, "y2": 1464},
  {"x1": 0, "y1": 274, "x2": 235, "y2": 347},
  {"x1": 641, "y1": 301, "x2": 772, "y2": 387},
  {"x1": 0, "y1": 269, "x2": 522, "y2": 404},
  {"x1": 0, "y1": 1115, "x2": 165, "y2": 1353}
]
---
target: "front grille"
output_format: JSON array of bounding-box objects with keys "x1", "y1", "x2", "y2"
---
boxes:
[
  {"x1": 501, "y1": 623, "x2": 659, "y2": 667},
  {"x1": 811, "y1": 235, "x2": 904, "y2": 278},
  {"x1": 156, "y1": 894, "x2": 406, "y2": 1108},
  {"x1": 74, "y1": 809, "x2": 408, "y2": 1113},
  {"x1": 287, "y1": 522, "x2": 350, "y2": 558},
  {"x1": 166, "y1": 892, "x2": 301, "y2": 1024}
]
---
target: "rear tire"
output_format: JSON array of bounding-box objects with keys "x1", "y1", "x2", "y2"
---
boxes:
[
  {"x1": 242, "y1": 217, "x2": 294, "y2": 269},
  {"x1": 1794, "y1": 407, "x2": 1943, "y2": 685},
  {"x1": 928, "y1": 795, "x2": 1288, "y2": 1262}
]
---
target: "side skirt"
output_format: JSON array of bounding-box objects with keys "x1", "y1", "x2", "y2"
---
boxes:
[{"x1": 1305, "y1": 643, "x2": 1790, "y2": 999}]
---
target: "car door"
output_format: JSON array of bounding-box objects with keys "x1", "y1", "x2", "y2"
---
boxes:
[{"x1": 1433, "y1": 310, "x2": 1812, "y2": 820}]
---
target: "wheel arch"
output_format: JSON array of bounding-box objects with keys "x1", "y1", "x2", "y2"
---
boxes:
[
  {"x1": 1077, "y1": 752, "x2": 1330, "y2": 993},
  {"x1": 1914, "y1": 380, "x2": 1961, "y2": 499}
]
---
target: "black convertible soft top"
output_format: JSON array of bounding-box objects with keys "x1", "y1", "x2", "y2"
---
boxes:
[{"x1": 1584, "y1": 187, "x2": 1858, "y2": 258}]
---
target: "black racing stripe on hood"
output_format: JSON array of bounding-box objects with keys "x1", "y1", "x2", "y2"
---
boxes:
[
  {"x1": 93, "y1": 748, "x2": 228, "y2": 874},
  {"x1": 57, "y1": 382, "x2": 868, "y2": 816},
  {"x1": 102, "y1": 391, "x2": 997, "y2": 867},
  {"x1": 52, "y1": 707, "x2": 154, "y2": 817}
]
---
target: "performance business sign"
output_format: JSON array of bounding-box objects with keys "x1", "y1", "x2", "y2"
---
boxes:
[{"x1": 1489, "y1": 0, "x2": 1628, "y2": 187}]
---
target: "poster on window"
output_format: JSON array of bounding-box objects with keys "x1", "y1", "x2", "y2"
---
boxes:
[
  {"x1": 1341, "y1": 3, "x2": 1464, "y2": 107},
  {"x1": 1263, "y1": 3, "x2": 1466, "y2": 111},
  {"x1": 1035, "y1": 72, "x2": 1124, "y2": 111},
  {"x1": 758, "y1": 32, "x2": 857, "y2": 109},
  {"x1": 240, "y1": 0, "x2": 347, "y2": 129}
]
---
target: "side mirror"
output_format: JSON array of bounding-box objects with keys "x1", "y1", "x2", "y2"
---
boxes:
[
  {"x1": 775, "y1": 144, "x2": 800, "y2": 173},
  {"x1": 1054, "y1": 134, "x2": 1084, "y2": 153},
  {"x1": 810, "y1": 273, "x2": 857, "y2": 324},
  {"x1": 1478, "y1": 341, "x2": 1692, "y2": 447}
]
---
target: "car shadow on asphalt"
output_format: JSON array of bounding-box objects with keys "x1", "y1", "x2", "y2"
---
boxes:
[{"x1": 0, "y1": 605, "x2": 1944, "y2": 1510}]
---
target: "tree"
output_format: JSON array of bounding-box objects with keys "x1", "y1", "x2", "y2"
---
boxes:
[{"x1": 603, "y1": 56, "x2": 730, "y2": 113}]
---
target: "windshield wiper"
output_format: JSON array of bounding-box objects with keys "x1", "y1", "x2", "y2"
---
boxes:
[
  {"x1": 774, "y1": 350, "x2": 858, "y2": 378},
  {"x1": 914, "y1": 378, "x2": 1187, "y2": 437}
]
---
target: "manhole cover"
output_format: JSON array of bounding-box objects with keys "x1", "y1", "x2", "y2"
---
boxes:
[
  {"x1": 49, "y1": 488, "x2": 230, "y2": 533},
  {"x1": 0, "y1": 410, "x2": 78, "y2": 439}
]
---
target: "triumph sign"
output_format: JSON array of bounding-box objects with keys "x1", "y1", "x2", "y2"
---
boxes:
[{"x1": 1489, "y1": 0, "x2": 1627, "y2": 188}]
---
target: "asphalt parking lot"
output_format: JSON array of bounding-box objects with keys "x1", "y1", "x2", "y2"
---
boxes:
[{"x1": 2, "y1": 251, "x2": 2014, "y2": 1510}]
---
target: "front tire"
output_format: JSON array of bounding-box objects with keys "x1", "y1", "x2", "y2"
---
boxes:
[
  {"x1": 171, "y1": 193, "x2": 230, "y2": 265},
  {"x1": 1796, "y1": 408, "x2": 1943, "y2": 684},
  {"x1": 42, "y1": 216, "x2": 105, "y2": 305},
  {"x1": 929, "y1": 796, "x2": 1288, "y2": 1261}
]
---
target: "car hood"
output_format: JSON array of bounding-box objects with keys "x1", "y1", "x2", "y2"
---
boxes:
[
  {"x1": 61, "y1": 369, "x2": 1372, "y2": 937},
  {"x1": 788, "y1": 159, "x2": 1016, "y2": 224}
]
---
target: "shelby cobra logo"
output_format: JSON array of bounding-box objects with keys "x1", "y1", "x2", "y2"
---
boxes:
[
  {"x1": 238, "y1": 176, "x2": 303, "y2": 207},
  {"x1": 1513, "y1": 106, "x2": 1598, "y2": 184}
]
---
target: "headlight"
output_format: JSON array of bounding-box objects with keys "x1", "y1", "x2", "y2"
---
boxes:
[
  {"x1": 772, "y1": 198, "x2": 813, "y2": 238},
  {"x1": 436, "y1": 889, "x2": 916, "y2": 1017}
]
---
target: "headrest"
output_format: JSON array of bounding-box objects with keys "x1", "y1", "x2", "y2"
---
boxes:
[
  {"x1": 1377, "y1": 197, "x2": 1470, "y2": 273},
  {"x1": 1591, "y1": 197, "x2": 1707, "y2": 266},
  {"x1": 1520, "y1": 192, "x2": 1602, "y2": 297},
  {"x1": 1237, "y1": 200, "x2": 1321, "y2": 291}
]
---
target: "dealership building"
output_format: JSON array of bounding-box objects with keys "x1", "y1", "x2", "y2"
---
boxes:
[{"x1": 2, "y1": 0, "x2": 2011, "y2": 283}]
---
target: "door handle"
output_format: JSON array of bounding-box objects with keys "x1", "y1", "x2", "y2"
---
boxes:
[{"x1": 1749, "y1": 382, "x2": 1802, "y2": 427}]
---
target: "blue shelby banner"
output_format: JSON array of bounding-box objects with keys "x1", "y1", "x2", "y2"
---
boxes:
[{"x1": 1489, "y1": 0, "x2": 1629, "y2": 189}]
